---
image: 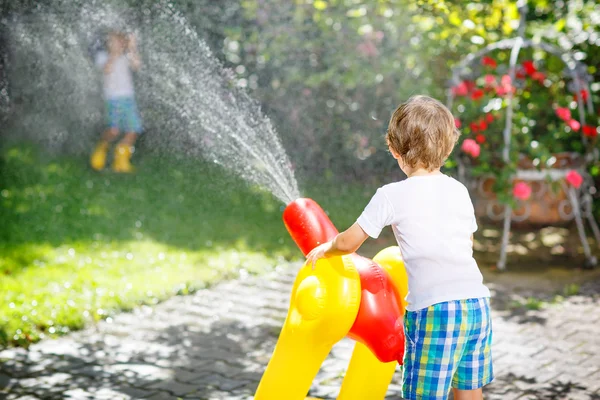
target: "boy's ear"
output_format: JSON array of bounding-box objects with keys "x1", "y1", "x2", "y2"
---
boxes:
[{"x1": 389, "y1": 148, "x2": 401, "y2": 160}]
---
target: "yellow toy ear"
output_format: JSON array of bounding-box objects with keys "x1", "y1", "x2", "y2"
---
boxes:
[{"x1": 373, "y1": 246, "x2": 408, "y2": 310}]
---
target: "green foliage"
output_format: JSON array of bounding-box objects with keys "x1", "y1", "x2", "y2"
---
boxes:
[{"x1": 0, "y1": 143, "x2": 294, "y2": 347}]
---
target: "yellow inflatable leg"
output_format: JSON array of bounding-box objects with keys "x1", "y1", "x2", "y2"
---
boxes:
[
  {"x1": 254, "y1": 255, "x2": 361, "y2": 400},
  {"x1": 337, "y1": 246, "x2": 408, "y2": 400},
  {"x1": 337, "y1": 341, "x2": 397, "y2": 400}
]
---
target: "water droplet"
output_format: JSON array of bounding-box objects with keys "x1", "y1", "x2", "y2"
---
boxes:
[
  {"x1": 68, "y1": 248, "x2": 75, "y2": 256},
  {"x1": 126, "y1": 253, "x2": 133, "y2": 260}
]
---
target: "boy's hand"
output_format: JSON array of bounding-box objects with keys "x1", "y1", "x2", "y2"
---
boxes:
[{"x1": 305, "y1": 242, "x2": 332, "y2": 270}]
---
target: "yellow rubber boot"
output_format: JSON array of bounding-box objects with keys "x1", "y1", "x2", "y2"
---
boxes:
[
  {"x1": 112, "y1": 144, "x2": 135, "y2": 173},
  {"x1": 90, "y1": 141, "x2": 109, "y2": 171}
]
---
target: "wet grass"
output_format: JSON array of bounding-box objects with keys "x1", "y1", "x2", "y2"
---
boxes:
[{"x1": 0, "y1": 143, "x2": 382, "y2": 348}]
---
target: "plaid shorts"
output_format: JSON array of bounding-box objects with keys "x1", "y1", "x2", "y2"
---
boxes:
[
  {"x1": 106, "y1": 97, "x2": 143, "y2": 134},
  {"x1": 402, "y1": 297, "x2": 493, "y2": 399}
]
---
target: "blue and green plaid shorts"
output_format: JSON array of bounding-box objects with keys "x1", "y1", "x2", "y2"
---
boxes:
[
  {"x1": 106, "y1": 97, "x2": 142, "y2": 134},
  {"x1": 402, "y1": 297, "x2": 493, "y2": 399}
]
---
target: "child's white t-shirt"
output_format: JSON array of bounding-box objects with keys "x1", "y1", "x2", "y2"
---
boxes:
[
  {"x1": 356, "y1": 174, "x2": 491, "y2": 311},
  {"x1": 95, "y1": 51, "x2": 135, "y2": 99}
]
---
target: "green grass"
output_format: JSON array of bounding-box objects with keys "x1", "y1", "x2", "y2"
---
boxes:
[{"x1": 0, "y1": 143, "x2": 380, "y2": 348}]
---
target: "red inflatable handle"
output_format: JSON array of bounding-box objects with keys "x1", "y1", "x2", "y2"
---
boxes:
[{"x1": 283, "y1": 198, "x2": 339, "y2": 256}]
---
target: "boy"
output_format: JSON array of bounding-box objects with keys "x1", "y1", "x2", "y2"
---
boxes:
[
  {"x1": 90, "y1": 31, "x2": 142, "y2": 173},
  {"x1": 306, "y1": 95, "x2": 493, "y2": 400}
]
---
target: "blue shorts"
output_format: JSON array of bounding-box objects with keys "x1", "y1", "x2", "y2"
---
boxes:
[
  {"x1": 402, "y1": 297, "x2": 494, "y2": 399},
  {"x1": 105, "y1": 97, "x2": 142, "y2": 134}
]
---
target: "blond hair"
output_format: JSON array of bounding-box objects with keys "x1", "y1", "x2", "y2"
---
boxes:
[{"x1": 386, "y1": 95, "x2": 459, "y2": 171}]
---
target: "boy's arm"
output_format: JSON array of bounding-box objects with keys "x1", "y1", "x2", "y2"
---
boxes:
[
  {"x1": 127, "y1": 34, "x2": 141, "y2": 71},
  {"x1": 306, "y1": 223, "x2": 369, "y2": 268}
]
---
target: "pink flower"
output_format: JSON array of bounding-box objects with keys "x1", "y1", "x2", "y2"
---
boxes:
[
  {"x1": 454, "y1": 118, "x2": 462, "y2": 129},
  {"x1": 496, "y1": 75, "x2": 514, "y2": 96},
  {"x1": 555, "y1": 107, "x2": 571, "y2": 121},
  {"x1": 568, "y1": 119, "x2": 581, "y2": 132},
  {"x1": 484, "y1": 74, "x2": 496, "y2": 86},
  {"x1": 566, "y1": 170, "x2": 583, "y2": 189},
  {"x1": 452, "y1": 81, "x2": 469, "y2": 97},
  {"x1": 461, "y1": 139, "x2": 481, "y2": 158},
  {"x1": 583, "y1": 125, "x2": 598, "y2": 137},
  {"x1": 513, "y1": 182, "x2": 532, "y2": 201}
]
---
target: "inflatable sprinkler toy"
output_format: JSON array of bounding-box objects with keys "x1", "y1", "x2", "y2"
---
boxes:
[{"x1": 254, "y1": 198, "x2": 409, "y2": 400}]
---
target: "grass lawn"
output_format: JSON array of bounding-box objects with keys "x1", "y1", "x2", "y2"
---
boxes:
[{"x1": 0, "y1": 143, "x2": 378, "y2": 348}]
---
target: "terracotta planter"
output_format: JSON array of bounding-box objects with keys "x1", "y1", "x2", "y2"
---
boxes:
[{"x1": 470, "y1": 153, "x2": 583, "y2": 228}]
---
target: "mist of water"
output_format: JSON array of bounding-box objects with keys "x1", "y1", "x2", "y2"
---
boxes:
[{"x1": 4, "y1": 1, "x2": 300, "y2": 204}]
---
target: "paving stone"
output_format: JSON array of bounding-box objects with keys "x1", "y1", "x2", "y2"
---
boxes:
[
  {"x1": 147, "y1": 379, "x2": 198, "y2": 397},
  {"x1": 144, "y1": 391, "x2": 175, "y2": 400}
]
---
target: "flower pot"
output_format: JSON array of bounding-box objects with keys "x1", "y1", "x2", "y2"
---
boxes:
[{"x1": 470, "y1": 153, "x2": 583, "y2": 228}]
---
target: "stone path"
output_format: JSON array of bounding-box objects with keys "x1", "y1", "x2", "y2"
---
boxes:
[{"x1": 1, "y1": 263, "x2": 600, "y2": 400}]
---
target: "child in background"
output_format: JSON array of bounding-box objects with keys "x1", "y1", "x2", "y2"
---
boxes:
[
  {"x1": 306, "y1": 95, "x2": 493, "y2": 400},
  {"x1": 90, "y1": 31, "x2": 142, "y2": 173}
]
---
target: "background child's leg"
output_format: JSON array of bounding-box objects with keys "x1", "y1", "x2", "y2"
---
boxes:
[
  {"x1": 90, "y1": 127, "x2": 119, "y2": 171},
  {"x1": 101, "y1": 127, "x2": 119, "y2": 142},
  {"x1": 112, "y1": 97, "x2": 142, "y2": 173},
  {"x1": 453, "y1": 388, "x2": 483, "y2": 400}
]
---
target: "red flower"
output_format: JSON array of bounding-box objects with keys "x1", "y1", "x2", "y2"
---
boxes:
[
  {"x1": 482, "y1": 56, "x2": 497, "y2": 69},
  {"x1": 454, "y1": 118, "x2": 462, "y2": 129},
  {"x1": 479, "y1": 120, "x2": 488, "y2": 131},
  {"x1": 555, "y1": 107, "x2": 571, "y2": 121},
  {"x1": 464, "y1": 80, "x2": 476, "y2": 92},
  {"x1": 522, "y1": 60, "x2": 536, "y2": 75},
  {"x1": 471, "y1": 89, "x2": 485, "y2": 101},
  {"x1": 470, "y1": 122, "x2": 479, "y2": 133},
  {"x1": 566, "y1": 170, "x2": 584, "y2": 189},
  {"x1": 583, "y1": 125, "x2": 598, "y2": 137},
  {"x1": 461, "y1": 138, "x2": 481, "y2": 158},
  {"x1": 485, "y1": 113, "x2": 494, "y2": 123},
  {"x1": 475, "y1": 134, "x2": 486, "y2": 144},
  {"x1": 484, "y1": 74, "x2": 496, "y2": 86},
  {"x1": 568, "y1": 119, "x2": 581, "y2": 132},
  {"x1": 531, "y1": 71, "x2": 546, "y2": 83},
  {"x1": 452, "y1": 81, "x2": 469, "y2": 96},
  {"x1": 513, "y1": 182, "x2": 532, "y2": 201},
  {"x1": 516, "y1": 69, "x2": 526, "y2": 79},
  {"x1": 574, "y1": 89, "x2": 589, "y2": 102}
]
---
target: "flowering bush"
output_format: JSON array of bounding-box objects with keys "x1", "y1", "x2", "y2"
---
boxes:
[{"x1": 450, "y1": 51, "x2": 599, "y2": 204}]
